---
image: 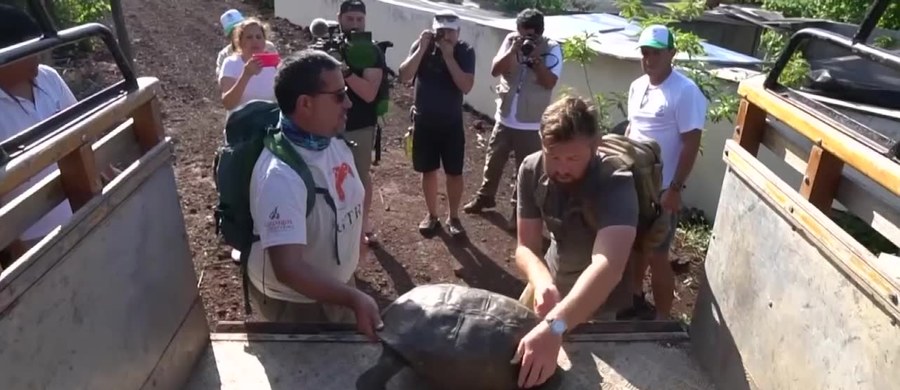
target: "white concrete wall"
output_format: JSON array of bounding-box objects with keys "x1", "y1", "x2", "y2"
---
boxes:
[{"x1": 276, "y1": 0, "x2": 753, "y2": 220}]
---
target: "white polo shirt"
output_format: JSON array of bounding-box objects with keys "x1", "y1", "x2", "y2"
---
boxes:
[
  {"x1": 0, "y1": 65, "x2": 76, "y2": 241},
  {"x1": 626, "y1": 70, "x2": 707, "y2": 189},
  {"x1": 246, "y1": 137, "x2": 365, "y2": 303}
]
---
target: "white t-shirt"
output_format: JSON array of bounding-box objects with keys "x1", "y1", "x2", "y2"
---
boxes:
[
  {"x1": 493, "y1": 35, "x2": 564, "y2": 130},
  {"x1": 0, "y1": 65, "x2": 76, "y2": 241},
  {"x1": 626, "y1": 70, "x2": 707, "y2": 189},
  {"x1": 247, "y1": 138, "x2": 365, "y2": 303},
  {"x1": 218, "y1": 54, "x2": 277, "y2": 113}
]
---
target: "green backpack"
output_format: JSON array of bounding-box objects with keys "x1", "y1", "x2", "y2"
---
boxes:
[{"x1": 213, "y1": 100, "x2": 334, "y2": 314}]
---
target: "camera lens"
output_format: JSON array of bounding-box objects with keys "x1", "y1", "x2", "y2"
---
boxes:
[{"x1": 521, "y1": 39, "x2": 535, "y2": 56}]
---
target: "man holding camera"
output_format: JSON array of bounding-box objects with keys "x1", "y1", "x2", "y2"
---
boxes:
[
  {"x1": 463, "y1": 9, "x2": 562, "y2": 229},
  {"x1": 398, "y1": 10, "x2": 475, "y2": 237},
  {"x1": 336, "y1": 0, "x2": 385, "y2": 246}
]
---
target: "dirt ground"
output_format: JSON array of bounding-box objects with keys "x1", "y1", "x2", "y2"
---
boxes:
[{"x1": 72, "y1": 0, "x2": 706, "y2": 327}]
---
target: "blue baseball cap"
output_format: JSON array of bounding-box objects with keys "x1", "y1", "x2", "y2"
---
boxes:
[{"x1": 220, "y1": 9, "x2": 244, "y2": 36}]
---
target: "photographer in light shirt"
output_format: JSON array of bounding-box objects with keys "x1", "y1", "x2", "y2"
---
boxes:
[{"x1": 463, "y1": 9, "x2": 563, "y2": 230}]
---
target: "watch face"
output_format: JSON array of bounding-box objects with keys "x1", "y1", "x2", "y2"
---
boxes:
[{"x1": 550, "y1": 319, "x2": 566, "y2": 334}]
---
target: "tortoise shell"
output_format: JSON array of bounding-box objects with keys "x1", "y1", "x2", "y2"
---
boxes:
[{"x1": 358, "y1": 283, "x2": 562, "y2": 390}]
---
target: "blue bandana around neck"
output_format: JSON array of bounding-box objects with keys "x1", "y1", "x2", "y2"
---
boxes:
[{"x1": 280, "y1": 114, "x2": 332, "y2": 151}]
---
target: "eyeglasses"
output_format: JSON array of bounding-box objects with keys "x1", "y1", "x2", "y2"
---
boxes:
[{"x1": 312, "y1": 86, "x2": 349, "y2": 103}]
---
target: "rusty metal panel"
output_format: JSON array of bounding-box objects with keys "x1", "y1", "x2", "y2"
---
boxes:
[
  {"x1": 0, "y1": 142, "x2": 208, "y2": 390},
  {"x1": 183, "y1": 334, "x2": 713, "y2": 389},
  {"x1": 692, "y1": 160, "x2": 900, "y2": 390}
]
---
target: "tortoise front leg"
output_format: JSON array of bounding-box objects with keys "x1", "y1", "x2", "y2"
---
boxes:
[{"x1": 356, "y1": 345, "x2": 407, "y2": 390}]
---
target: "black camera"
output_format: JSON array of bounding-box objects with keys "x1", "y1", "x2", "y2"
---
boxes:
[
  {"x1": 309, "y1": 19, "x2": 348, "y2": 61},
  {"x1": 520, "y1": 35, "x2": 539, "y2": 67},
  {"x1": 521, "y1": 37, "x2": 536, "y2": 57}
]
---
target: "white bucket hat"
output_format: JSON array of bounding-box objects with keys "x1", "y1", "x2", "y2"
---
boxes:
[{"x1": 432, "y1": 10, "x2": 460, "y2": 31}]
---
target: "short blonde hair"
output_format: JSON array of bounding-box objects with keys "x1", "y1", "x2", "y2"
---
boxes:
[
  {"x1": 539, "y1": 95, "x2": 599, "y2": 145},
  {"x1": 231, "y1": 17, "x2": 270, "y2": 52}
]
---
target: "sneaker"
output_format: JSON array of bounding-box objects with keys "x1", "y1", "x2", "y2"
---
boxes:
[
  {"x1": 418, "y1": 214, "x2": 440, "y2": 236},
  {"x1": 462, "y1": 196, "x2": 496, "y2": 214},
  {"x1": 231, "y1": 248, "x2": 241, "y2": 264},
  {"x1": 446, "y1": 217, "x2": 465, "y2": 237}
]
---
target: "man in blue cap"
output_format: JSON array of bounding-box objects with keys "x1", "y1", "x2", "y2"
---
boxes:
[{"x1": 621, "y1": 24, "x2": 708, "y2": 320}]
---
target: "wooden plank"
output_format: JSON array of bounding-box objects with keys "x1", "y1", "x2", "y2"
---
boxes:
[
  {"x1": 693, "y1": 149, "x2": 900, "y2": 389},
  {"x1": 733, "y1": 99, "x2": 767, "y2": 156},
  {"x1": 57, "y1": 144, "x2": 101, "y2": 211},
  {"x1": 723, "y1": 140, "x2": 900, "y2": 318},
  {"x1": 93, "y1": 119, "x2": 141, "y2": 184},
  {"x1": 738, "y1": 75, "x2": 900, "y2": 197},
  {"x1": 132, "y1": 98, "x2": 165, "y2": 152},
  {"x1": 0, "y1": 170, "x2": 66, "y2": 252},
  {"x1": 0, "y1": 77, "x2": 159, "y2": 198},
  {"x1": 760, "y1": 120, "x2": 900, "y2": 249},
  {"x1": 213, "y1": 319, "x2": 687, "y2": 336},
  {"x1": 184, "y1": 337, "x2": 713, "y2": 389},
  {"x1": 800, "y1": 145, "x2": 844, "y2": 213},
  {"x1": 0, "y1": 139, "x2": 174, "y2": 302}
]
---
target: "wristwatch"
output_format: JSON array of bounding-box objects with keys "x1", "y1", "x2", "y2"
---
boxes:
[{"x1": 546, "y1": 317, "x2": 567, "y2": 336}]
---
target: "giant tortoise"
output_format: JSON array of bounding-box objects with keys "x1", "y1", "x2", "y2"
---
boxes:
[{"x1": 356, "y1": 283, "x2": 563, "y2": 390}]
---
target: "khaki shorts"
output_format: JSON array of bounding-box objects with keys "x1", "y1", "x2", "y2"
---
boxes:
[
  {"x1": 343, "y1": 126, "x2": 376, "y2": 189},
  {"x1": 248, "y1": 278, "x2": 357, "y2": 324}
]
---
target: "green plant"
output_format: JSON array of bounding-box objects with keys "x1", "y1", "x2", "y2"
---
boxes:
[
  {"x1": 52, "y1": 0, "x2": 110, "y2": 28},
  {"x1": 759, "y1": 29, "x2": 810, "y2": 88},
  {"x1": 762, "y1": 0, "x2": 900, "y2": 30}
]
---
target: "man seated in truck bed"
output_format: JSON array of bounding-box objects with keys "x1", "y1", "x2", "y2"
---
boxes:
[
  {"x1": 0, "y1": 4, "x2": 76, "y2": 268},
  {"x1": 245, "y1": 49, "x2": 382, "y2": 340}
]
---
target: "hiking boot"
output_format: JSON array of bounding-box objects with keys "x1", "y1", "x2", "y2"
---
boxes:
[
  {"x1": 462, "y1": 196, "x2": 496, "y2": 214},
  {"x1": 418, "y1": 214, "x2": 440, "y2": 236},
  {"x1": 446, "y1": 217, "x2": 466, "y2": 237}
]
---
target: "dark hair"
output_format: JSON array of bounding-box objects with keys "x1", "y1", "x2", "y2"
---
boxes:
[
  {"x1": 0, "y1": 4, "x2": 41, "y2": 48},
  {"x1": 274, "y1": 49, "x2": 342, "y2": 115},
  {"x1": 516, "y1": 8, "x2": 544, "y2": 35},
  {"x1": 539, "y1": 95, "x2": 599, "y2": 145}
]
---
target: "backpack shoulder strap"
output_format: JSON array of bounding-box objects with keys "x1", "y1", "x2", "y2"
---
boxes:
[{"x1": 263, "y1": 131, "x2": 329, "y2": 216}]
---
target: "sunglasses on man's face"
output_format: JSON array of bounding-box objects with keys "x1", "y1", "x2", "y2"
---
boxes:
[{"x1": 311, "y1": 86, "x2": 349, "y2": 104}]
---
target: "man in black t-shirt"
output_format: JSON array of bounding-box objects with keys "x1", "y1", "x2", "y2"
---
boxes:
[
  {"x1": 337, "y1": 0, "x2": 385, "y2": 246},
  {"x1": 398, "y1": 10, "x2": 475, "y2": 237}
]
